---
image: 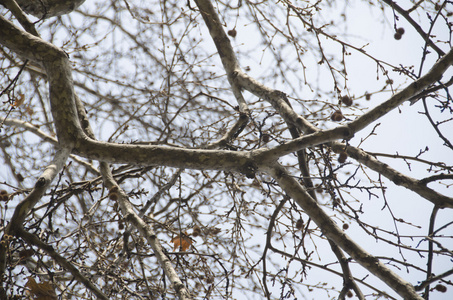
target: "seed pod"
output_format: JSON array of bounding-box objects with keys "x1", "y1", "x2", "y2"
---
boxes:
[
  {"x1": 435, "y1": 284, "x2": 447, "y2": 293},
  {"x1": 109, "y1": 186, "x2": 119, "y2": 194},
  {"x1": 315, "y1": 184, "x2": 323, "y2": 194},
  {"x1": 192, "y1": 225, "x2": 201, "y2": 237},
  {"x1": 295, "y1": 219, "x2": 304, "y2": 230},
  {"x1": 206, "y1": 277, "x2": 214, "y2": 284},
  {"x1": 109, "y1": 186, "x2": 120, "y2": 200},
  {"x1": 331, "y1": 110, "x2": 343, "y2": 122},
  {"x1": 0, "y1": 190, "x2": 8, "y2": 202},
  {"x1": 338, "y1": 152, "x2": 348, "y2": 163},
  {"x1": 341, "y1": 95, "x2": 353, "y2": 106},
  {"x1": 227, "y1": 29, "x2": 237, "y2": 38}
]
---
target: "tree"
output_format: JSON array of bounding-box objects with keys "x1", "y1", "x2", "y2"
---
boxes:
[{"x1": 0, "y1": 0, "x2": 452, "y2": 299}]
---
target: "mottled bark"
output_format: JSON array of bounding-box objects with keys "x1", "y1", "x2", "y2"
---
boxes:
[{"x1": 14, "y1": 0, "x2": 85, "y2": 18}]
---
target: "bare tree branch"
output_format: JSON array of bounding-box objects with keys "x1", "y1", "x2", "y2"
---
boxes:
[{"x1": 263, "y1": 162, "x2": 423, "y2": 300}]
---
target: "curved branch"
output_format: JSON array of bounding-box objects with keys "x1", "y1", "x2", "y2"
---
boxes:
[
  {"x1": 1, "y1": 117, "x2": 99, "y2": 174},
  {"x1": 262, "y1": 197, "x2": 288, "y2": 299},
  {"x1": 0, "y1": 15, "x2": 253, "y2": 174},
  {"x1": 0, "y1": 0, "x2": 39, "y2": 36}
]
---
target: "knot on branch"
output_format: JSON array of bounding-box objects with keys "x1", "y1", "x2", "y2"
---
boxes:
[
  {"x1": 339, "y1": 125, "x2": 354, "y2": 140},
  {"x1": 34, "y1": 177, "x2": 47, "y2": 188},
  {"x1": 231, "y1": 70, "x2": 239, "y2": 80},
  {"x1": 392, "y1": 174, "x2": 404, "y2": 185},
  {"x1": 125, "y1": 213, "x2": 135, "y2": 223},
  {"x1": 270, "y1": 90, "x2": 289, "y2": 102},
  {"x1": 241, "y1": 162, "x2": 257, "y2": 179}
]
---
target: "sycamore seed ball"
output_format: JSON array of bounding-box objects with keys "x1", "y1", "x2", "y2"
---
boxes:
[
  {"x1": 341, "y1": 95, "x2": 353, "y2": 106},
  {"x1": 338, "y1": 152, "x2": 348, "y2": 163},
  {"x1": 397, "y1": 27, "x2": 405, "y2": 34},
  {"x1": 331, "y1": 110, "x2": 343, "y2": 122}
]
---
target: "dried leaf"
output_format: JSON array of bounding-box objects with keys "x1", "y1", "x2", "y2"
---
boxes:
[
  {"x1": 25, "y1": 277, "x2": 57, "y2": 300},
  {"x1": 171, "y1": 233, "x2": 192, "y2": 251},
  {"x1": 13, "y1": 93, "x2": 25, "y2": 107}
]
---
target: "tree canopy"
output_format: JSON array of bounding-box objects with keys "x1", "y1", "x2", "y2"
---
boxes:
[{"x1": 0, "y1": 0, "x2": 452, "y2": 299}]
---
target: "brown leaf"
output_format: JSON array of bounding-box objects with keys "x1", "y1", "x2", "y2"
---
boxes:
[
  {"x1": 13, "y1": 93, "x2": 25, "y2": 107},
  {"x1": 25, "y1": 277, "x2": 57, "y2": 300},
  {"x1": 171, "y1": 233, "x2": 192, "y2": 251}
]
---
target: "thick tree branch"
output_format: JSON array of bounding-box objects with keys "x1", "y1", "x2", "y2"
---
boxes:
[
  {"x1": 0, "y1": 15, "x2": 254, "y2": 174},
  {"x1": 0, "y1": 0, "x2": 39, "y2": 36},
  {"x1": 194, "y1": 0, "x2": 249, "y2": 114},
  {"x1": 331, "y1": 142, "x2": 453, "y2": 208},
  {"x1": 253, "y1": 125, "x2": 352, "y2": 161},
  {"x1": 0, "y1": 117, "x2": 99, "y2": 174},
  {"x1": 348, "y1": 48, "x2": 453, "y2": 133},
  {"x1": 13, "y1": 0, "x2": 86, "y2": 19},
  {"x1": 264, "y1": 162, "x2": 423, "y2": 300},
  {"x1": 74, "y1": 78, "x2": 193, "y2": 299}
]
